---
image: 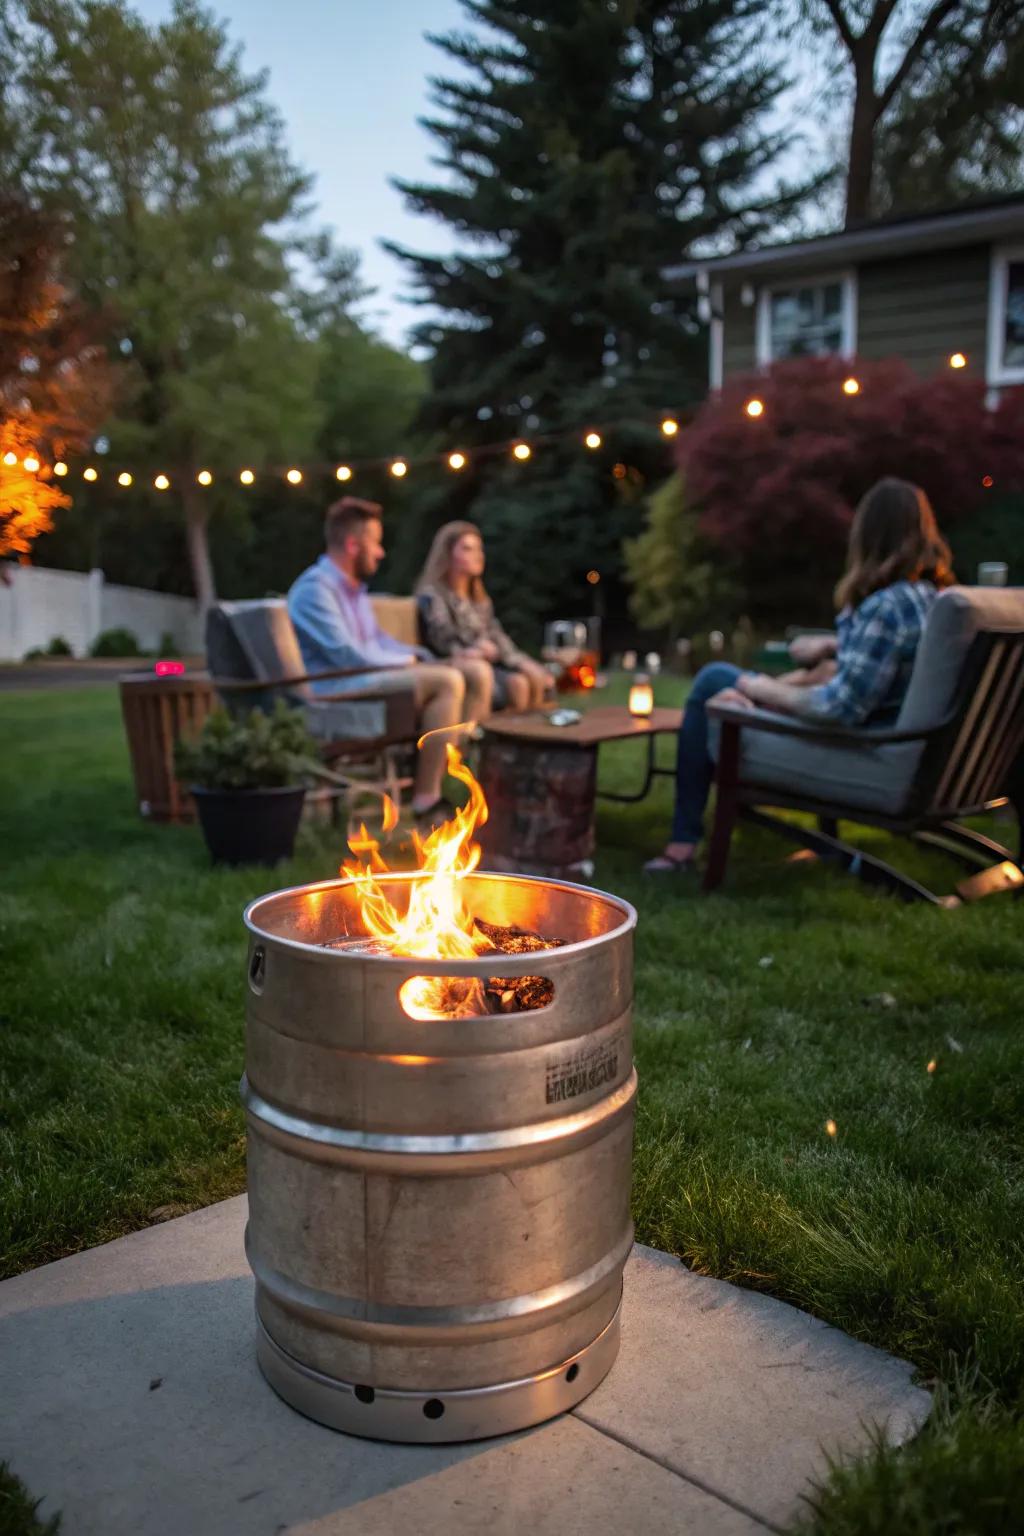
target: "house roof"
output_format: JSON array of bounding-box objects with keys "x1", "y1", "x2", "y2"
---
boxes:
[{"x1": 664, "y1": 192, "x2": 1024, "y2": 284}]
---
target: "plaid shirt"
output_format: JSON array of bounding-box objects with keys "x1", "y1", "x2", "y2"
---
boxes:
[{"x1": 800, "y1": 580, "x2": 937, "y2": 727}]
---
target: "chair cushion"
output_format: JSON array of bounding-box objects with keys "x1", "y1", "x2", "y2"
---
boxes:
[
  {"x1": 898, "y1": 585, "x2": 1024, "y2": 733},
  {"x1": 216, "y1": 600, "x2": 310, "y2": 706},
  {"x1": 370, "y1": 594, "x2": 419, "y2": 649},
  {"x1": 711, "y1": 715, "x2": 923, "y2": 816}
]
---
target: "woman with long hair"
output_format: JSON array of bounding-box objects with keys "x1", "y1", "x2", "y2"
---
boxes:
[
  {"x1": 416, "y1": 521, "x2": 554, "y2": 710},
  {"x1": 644, "y1": 477, "x2": 956, "y2": 873}
]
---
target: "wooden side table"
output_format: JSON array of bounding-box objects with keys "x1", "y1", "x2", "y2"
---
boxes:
[
  {"x1": 119, "y1": 670, "x2": 217, "y2": 823},
  {"x1": 477, "y1": 705, "x2": 682, "y2": 880}
]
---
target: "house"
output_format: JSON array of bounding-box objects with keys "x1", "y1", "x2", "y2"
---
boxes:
[{"x1": 666, "y1": 193, "x2": 1024, "y2": 398}]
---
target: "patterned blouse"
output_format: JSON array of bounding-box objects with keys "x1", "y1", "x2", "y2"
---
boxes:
[
  {"x1": 800, "y1": 579, "x2": 937, "y2": 726},
  {"x1": 418, "y1": 583, "x2": 526, "y2": 670}
]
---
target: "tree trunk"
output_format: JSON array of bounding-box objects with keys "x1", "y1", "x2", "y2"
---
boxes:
[
  {"x1": 183, "y1": 486, "x2": 217, "y2": 611},
  {"x1": 845, "y1": 56, "x2": 879, "y2": 228}
]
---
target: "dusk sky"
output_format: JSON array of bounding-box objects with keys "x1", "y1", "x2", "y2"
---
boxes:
[{"x1": 134, "y1": 0, "x2": 467, "y2": 346}]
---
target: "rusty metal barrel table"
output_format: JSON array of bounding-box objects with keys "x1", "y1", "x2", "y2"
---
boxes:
[{"x1": 242, "y1": 872, "x2": 637, "y2": 1443}]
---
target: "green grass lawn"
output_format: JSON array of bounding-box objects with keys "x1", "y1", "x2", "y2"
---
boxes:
[{"x1": 2, "y1": 681, "x2": 1023, "y2": 1533}]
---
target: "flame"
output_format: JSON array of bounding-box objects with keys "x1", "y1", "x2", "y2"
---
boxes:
[{"x1": 342, "y1": 741, "x2": 492, "y2": 1018}]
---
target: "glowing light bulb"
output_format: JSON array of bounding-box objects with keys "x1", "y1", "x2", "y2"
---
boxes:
[
  {"x1": 286, "y1": 468, "x2": 302, "y2": 485},
  {"x1": 584, "y1": 431, "x2": 602, "y2": 449},
  {"x1": 586, "y1": 569, "x2": 600, "y2": 585},
  {"x1": 197, "y1": 469, "x2": 213, "y2": 486},
  {"x1": 2, "y1": 451, "x2": 17, "y2": 466},
  {"x1": 982, "y1": 475, "x2": 994, "y2": 489},
  {"x1": 745, "y1": 398, "x2": 765, "y2": 418},
  {"x1": 117, "y1": 471, "x2": 133, "y2": 487},
  {"x1": 447, "y1": 451, "x2": 467, "y2": 471},
  {"x1": 83, "y1": 466, "x2": 98, "y2": 482},
  {"x1": 512, "y1": 442, "x2": 531, "y2": 461},
  {"x1": 390, "y1": 459, "x2": 408, "y2": 478},
  {"x1": 842, "y1": 377, "x2": 860, "y2": 395},
  {"x1": 53, "y1": 461, "x2": 68, "y2": 477},
  {"x1": 154, "y1": 474, "x2": 170, "y2": 491},
  {"x1": 825, "y1": 1119, "x2": 837, "y2": 1138},
  {"x1": 660, "y1": 417, "x2": 679, "y2": 437},
  {"x1": 927, "y1": 1059, "x2": 937, "y2": 1074},
  {"x1": 335, "y1": 464, "x2": 352, "y2": 481},
  {"x1": 239, "y1": 468, "x2": 255, "y2": 485},
  {"x1": 949, "y1": 352, "x2": 967, "y2": 369},
  {"x1": 23, "y1": 456, "x2": 40, "y2": 473}
]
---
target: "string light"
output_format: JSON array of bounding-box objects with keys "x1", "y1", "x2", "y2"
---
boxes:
[
  {"x1": 83, "y1": 466, "x2": 98, "y2": 482},
  {"x1": 825, "y1": 1118, "x2": 837, "y2": 1138},
  {"x1": 949, "y1": 352, "x2": 967, "y2": 369},
  {"x1": 390, "y1": 459, "x2": 408, "y2": 478},
  {"x1": 239, "y1": 468, "x2": 255, "y2": 485},
  {"x1": 335, "y1": 465, "x2": 352, "y2": 481},
  {"x1": 612, "y1": 462, "x2": 628, "y2": 479},
  {"x1": 982, "y1": 475, "x2": 994, "y2": 489},
  {"x1": 447, "y1": 451, "x2": 467, "y2": 471},
  {"x1": 117, "y1": 471, "x2": 133, "y2": 487},
  {"x1": 842, "y1": 377, "x2": 860, "y2": 395},
  {"x1": 745, "y1": 398, "x2": 765, "y2": 418},
  {"x1": 53, "y1": 461, "x2": 68, "y2": 477},
  {"x1": 23, "y1": 456, "x2": 40, "y2": 473},
  {"x1": 584, "y1": 431, "x2": 602, "y2": 450},
  {"x1": 286, "y1": 468, "x2": 303, "y2": 485},
  {"x1": 2, "y1": 451, "x2": 16, "y2": 466},
  {"x1": 512, "y1": 442, "x2": 531, "y2": 461},
  {"x1": 586, "y1": 569, "x2": 601, "y2": 584},
  {"x1": 197, "y1": 469, "x2": 213, "y2": 486},
  {"x1": 154, "y1": 474, "x2": 170, "y2": 491},
  {"x1": 660, "y1": 417, "x2": 679, "y2": 436}
]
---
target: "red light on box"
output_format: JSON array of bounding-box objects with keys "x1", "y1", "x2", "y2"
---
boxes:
[{"x1": 154, "y1": 659, "x2": 185, "y2": 677}]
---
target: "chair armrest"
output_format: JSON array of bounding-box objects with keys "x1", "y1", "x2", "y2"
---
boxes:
[
  {"x1": 705, "y1": 700, "x2": 943, "y2": 747},
  {"x1": 211, "y1": 663, "x2": 410, "y2": 693}
]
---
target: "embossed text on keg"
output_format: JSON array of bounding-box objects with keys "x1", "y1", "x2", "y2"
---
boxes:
[{"x1": 545, "y1": 1041, "x2": 620, "y2": 1103}]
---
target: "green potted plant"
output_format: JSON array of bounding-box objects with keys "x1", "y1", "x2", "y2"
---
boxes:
[{"x1": 175, "y1": 704, "x2": 324, "y2": 866}]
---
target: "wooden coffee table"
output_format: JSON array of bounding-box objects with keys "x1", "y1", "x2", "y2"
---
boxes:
[{"x1": 477, "y1": 704, "x2": 682, "y2": 880}]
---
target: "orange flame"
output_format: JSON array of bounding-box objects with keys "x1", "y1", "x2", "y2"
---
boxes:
[{"x1": 342, "y1": 742, "x2": 492, "y2": 1018}]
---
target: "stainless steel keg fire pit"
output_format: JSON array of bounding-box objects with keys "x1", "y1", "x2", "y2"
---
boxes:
[{"x1": 242, "y1": 871, "x2": 637, "y2": 1443}]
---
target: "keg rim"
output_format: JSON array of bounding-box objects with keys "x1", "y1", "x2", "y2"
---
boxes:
[{"x1": 244, "y1": 869, "x2": 637, "y2": 964}]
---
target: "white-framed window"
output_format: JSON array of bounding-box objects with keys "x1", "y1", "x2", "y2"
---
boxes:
[
  {"x1": 987, "y1": 245, "x2": 1024, "y2": 386},
  {"x1": 755, "y1": 270, "x2": 857, "y2": 365}
]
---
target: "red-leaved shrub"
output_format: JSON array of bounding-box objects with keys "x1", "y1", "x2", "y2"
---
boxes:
[{"x1": 678, "y1": 356, "x2": 1024, "y2": 624}]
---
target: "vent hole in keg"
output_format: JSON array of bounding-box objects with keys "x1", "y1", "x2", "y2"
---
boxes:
[
  {"x1": 398, "y1": 974, "x2": 555, "y2": 1021},
  {"x1": 423, "y1": 1399, "x2": 445, "y2": 1420},
  {"x1": 354, "y1": 1385, "x2": 375, "y2": 1405},
  {"x1": 565, "y1": 1363, "x2": 580, "y2": 1384}
]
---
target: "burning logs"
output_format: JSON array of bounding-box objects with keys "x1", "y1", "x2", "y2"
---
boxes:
[{"x1": 242, "y1": 871, "x2": 637, "y2": 1444}]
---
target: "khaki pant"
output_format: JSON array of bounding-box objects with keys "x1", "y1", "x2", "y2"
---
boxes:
[{"x1": 353, "y1": 659, "x2": 493, "y2": 800}]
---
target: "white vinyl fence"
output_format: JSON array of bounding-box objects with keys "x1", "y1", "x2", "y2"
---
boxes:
[{"x1": 0, "y1": 564, "x2": 203, "y2": 660}]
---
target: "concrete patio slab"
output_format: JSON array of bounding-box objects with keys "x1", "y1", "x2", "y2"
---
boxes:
[{"x1": 1, "y1": 1196, "x2": 930, "y2": 1535}]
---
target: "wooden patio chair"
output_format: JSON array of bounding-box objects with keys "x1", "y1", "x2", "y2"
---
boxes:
[
  {"x1": 704, "y1": 586, "x2": 1024, "y2": 907},
  {"x1": 205, "y1": 599, "x2": 418, "y2": 812}
]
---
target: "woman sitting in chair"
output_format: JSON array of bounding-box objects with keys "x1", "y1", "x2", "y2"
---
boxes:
[
  {"x1": 644, "y1": 477, "x2": 956, "y2": 873},
  {"x1": 416, "y1": 521, "x2": 554, "y2": 712}
]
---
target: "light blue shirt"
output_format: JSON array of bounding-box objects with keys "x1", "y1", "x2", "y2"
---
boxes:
[{"x1": 287, "y1": 555, "x2": 418, "y2": 695}]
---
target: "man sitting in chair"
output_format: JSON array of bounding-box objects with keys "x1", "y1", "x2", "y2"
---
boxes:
[{"x1": 288, "y1": 497, "x2": 492, "y2": 825}]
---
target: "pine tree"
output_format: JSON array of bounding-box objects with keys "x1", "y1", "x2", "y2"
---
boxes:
[{"x1": 387, "y1": 0, "x2": 808, "y2": 640}]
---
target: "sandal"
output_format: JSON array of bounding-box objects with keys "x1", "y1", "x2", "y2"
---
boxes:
[{"x1": 643, "y1": 850, "x2": 697, "y2": 874}]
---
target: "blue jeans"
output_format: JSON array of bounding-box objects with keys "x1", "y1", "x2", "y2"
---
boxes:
[{"x1": 671, "y1": 662, "x2": 742, "y2": 844}]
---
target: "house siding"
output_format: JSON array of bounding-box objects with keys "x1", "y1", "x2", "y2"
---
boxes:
[
  {"x1": 856, "y1": 243, "x2": 990, "y2": 376},
  {"x1": 714, "y1": 241, "x2": 992, "y2": 386},
  {"x1": 721, "y1": 286, "x2": 757, "y2": 377}
]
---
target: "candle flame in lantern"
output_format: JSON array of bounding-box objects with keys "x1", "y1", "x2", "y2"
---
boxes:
[{"x1": 341, "y1": 734, "x2": 493, "y2": 1019}]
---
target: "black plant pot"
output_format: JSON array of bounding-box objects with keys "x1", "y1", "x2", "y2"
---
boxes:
[{"x1": 190, "y1": 784, "x2": 307, "y2": 867}]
